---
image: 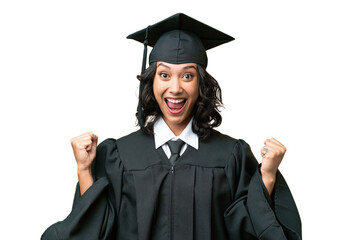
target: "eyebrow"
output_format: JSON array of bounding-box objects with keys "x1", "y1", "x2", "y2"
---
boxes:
[
  {"x1": 183, "y1": 65, "x2": 197, "y2": 70},
  {"x1": 158, "y1": 63, "x2": 170, "y2": 69},
  {"x1": 158, "y1": 63, "x2": 197, "y2": 70}
]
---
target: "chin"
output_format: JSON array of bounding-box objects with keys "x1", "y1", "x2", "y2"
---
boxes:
[
  {"x1": 164, "y1": 114, "x2": 191, "y2": 127},
  {"x1": 166, "y1": 115, "x2": 186, "y2": 125}
]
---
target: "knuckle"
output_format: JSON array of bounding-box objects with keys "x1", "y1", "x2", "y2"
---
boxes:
[
  {"x1": 71, "y1": 140, "x2": 77, "y2": 147},
  {"x1": 75, "y1": 142, "x2": 82, "y2": 149}
]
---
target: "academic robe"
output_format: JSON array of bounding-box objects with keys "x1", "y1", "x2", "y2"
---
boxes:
[{"x1": 42, "y1": 130, "x2": 301, "y2": 240}]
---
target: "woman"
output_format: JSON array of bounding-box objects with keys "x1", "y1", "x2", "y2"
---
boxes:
[{"x1": 42, "y1": 13, "x2": 301, "y2": 240}]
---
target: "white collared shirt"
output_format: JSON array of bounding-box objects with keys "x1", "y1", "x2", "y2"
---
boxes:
[{"x1": 153, "y1": 117, "x2": 199, "y2": 159}]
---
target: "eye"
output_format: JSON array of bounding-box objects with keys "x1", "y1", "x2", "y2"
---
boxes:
[
  {"x1": 159, "y1": 72, "x2": 169, "y2": 79},
  {"x1": 183, "y1": 73, "x2": 193, "y2": 80}
]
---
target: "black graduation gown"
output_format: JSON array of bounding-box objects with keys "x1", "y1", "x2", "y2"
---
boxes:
[{"x1": 42, "y1": 130, "x2": 301, "y2": 240}]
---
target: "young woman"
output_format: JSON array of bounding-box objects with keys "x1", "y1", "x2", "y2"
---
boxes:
[{"x1": 42, "y1": 13, "x2": 301, "y2": 240}]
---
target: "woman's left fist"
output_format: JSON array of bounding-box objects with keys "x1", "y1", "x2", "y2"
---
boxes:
[{"x1": 260, "y1": 137, "x2": 286, "y2": 176}]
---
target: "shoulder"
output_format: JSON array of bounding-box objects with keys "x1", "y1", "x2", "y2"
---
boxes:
[
  {"x1": 93, "y1": 138, "x2": 117, "y2": 179},
  {"x1": 202, "y1": 130, "x2": 250, "y2": 153},
  {"x1": 93, "y1": 130, "x2": 153, "y2": 174},
  {"x1": 194, "y1": 130, "x2": 251, "y2": 167},
  {"x1": 97, "y1": 130, "x2": 153, "y2": 154},
  {"x1": 208, "y1": 130, "x2": 254, "y2": 160},
  {"x1": 116, "y1": 129, "x2": 153, "y2": 147},
  {"x1": 115, "y1": 130, "x2": 158, "y2": 170},
  {"x1": 115, "y1": 130, "x2": 154, "y2": 156},
  {"x1": 97, "y1": 138, "x2": 117, "y2": 152}
]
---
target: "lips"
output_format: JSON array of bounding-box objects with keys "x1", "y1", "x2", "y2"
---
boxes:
[{"x1": 165, "y1": 98, "x2": 187, "y2": 114}]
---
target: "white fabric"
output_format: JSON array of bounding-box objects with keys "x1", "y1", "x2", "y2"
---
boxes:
[{"x1": 153, "y1": 117, "x2": 199, "y2": 159}]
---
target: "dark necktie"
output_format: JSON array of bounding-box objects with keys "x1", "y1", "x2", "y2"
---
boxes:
[{"x1": 167, "y1": 140, "x2": 185, "y2": 165}]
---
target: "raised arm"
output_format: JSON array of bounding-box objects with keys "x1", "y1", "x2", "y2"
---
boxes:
[
  {"x1": 70, "y1": 131, "x2": 98, "y2": 195},
  {"x1": 260, "y1": 137, "x2": 286, "y2": 195}
]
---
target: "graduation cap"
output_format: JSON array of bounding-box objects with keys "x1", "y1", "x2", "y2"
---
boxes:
[{"x1": 127, "y1": 13, "x2": 234, "y2": 127}]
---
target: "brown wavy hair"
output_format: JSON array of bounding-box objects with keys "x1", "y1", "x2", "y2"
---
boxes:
[{"x1": 136, "y1": 62, "x2": 223, "y2": 140}]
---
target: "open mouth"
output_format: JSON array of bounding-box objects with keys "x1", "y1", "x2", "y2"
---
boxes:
[{"x1": 165, "y1": 98, "x2": 187, "y2": 114}]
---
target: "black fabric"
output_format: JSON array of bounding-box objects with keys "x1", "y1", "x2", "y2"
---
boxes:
[
  {"x1": 127, "y1": 13, "x2": 234, "y2": 68},
  {"x1": 167, "y1": 139, "x2": 185, "y2": 165},
  {"x1": 42, "y1": 130, "x2": 301, "y2": 240},
  {"x1": 149, "y1": 30, "x2": 208, "y2": 67}
]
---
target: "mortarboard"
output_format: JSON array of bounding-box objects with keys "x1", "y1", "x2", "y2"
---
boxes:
[{"x1": 127, "y1": 13, "x2": 234, "y2": 127}]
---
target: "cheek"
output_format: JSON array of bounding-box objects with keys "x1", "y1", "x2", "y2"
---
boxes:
[
  {"x1": 188, "y1": 81, "x2": 199, "y2": 102},
  {"x1": 190, "y1": 89, "x2": 199, "y2": 102}
]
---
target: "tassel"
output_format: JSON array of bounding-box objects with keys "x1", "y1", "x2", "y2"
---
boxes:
[{"x1": 137, "y1": 26, "x2": 150, "y2": 127}]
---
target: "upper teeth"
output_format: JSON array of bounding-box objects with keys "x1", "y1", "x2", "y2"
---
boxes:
[{"x1": 167, "y1": 99, "x2": 185, "y2": 103}]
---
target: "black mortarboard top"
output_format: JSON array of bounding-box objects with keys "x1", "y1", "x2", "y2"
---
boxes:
[
  {"x1": 127, "y1": 13, "x2": 235, "y2": 70},
  {"x1": 127, "y1": 13, "x2": 234, "y2": 126}
]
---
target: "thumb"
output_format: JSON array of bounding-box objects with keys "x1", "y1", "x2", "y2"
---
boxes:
[
  {"x1": 91, "y1": 134, "x2": 98, "y2": 149},
  {"x1": 88, "y1": 133, "x2": 97, "y2": 162},
  {"x1": 89, "y1": 134, "x2": 98, "y2": 156}
]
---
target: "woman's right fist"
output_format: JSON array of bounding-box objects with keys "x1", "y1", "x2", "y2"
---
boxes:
[{"x1": 70, "y1": 132, "x2": 98, "y2": 172}]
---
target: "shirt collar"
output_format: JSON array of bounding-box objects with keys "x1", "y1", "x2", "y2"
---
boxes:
[{"x1": 153, "y1": 117, "x2": 199, "y2": 150}]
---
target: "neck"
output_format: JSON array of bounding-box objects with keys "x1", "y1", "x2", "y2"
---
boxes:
[
  {"x1": 164, "y1": 117, "x2": 191, "y2": 136},
  {"x1": 169, "y1": 125, "x2": 185, "y2": 136}
]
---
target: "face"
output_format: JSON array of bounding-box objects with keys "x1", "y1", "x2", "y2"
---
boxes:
[{"x1": 153, "y1": 62, "x2": 199, "y2": 134}]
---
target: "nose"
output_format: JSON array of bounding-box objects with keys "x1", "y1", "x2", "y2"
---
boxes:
[{"x1": 169, "y1": 77, "x2": 182, "y2": 94}]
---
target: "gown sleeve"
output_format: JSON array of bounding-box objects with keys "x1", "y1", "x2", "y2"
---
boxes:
[
  {"x1": 41, "y1": 138, "x2": 120, "y2": 240},
  {"x1": 224, "y1": 139, "x2": 302, "y2": 240}
]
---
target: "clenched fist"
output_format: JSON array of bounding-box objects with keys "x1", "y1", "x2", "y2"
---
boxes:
[
  {"x1": 70, "y1": 132, "x2": 98, "y2": 188},
  {"x1": 260, "y1": 137, "x2": 286, "y2": 195}
]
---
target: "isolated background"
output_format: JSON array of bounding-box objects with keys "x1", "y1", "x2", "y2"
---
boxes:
[{"x1": 1, "y1": 0, "x2": 359, "y2": 239}]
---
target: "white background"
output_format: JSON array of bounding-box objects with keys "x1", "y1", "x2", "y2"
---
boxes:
[{"x1": 1, "y1": 0, "x2": 359, "y2": 239}]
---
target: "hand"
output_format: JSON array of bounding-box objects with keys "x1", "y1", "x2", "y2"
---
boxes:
[
  {"x1": 70, "y1": 132, "x2": 98, "y2": 172},
  {"x1": 260, "y1": 137, "x2": 286, "y2": 195}
]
